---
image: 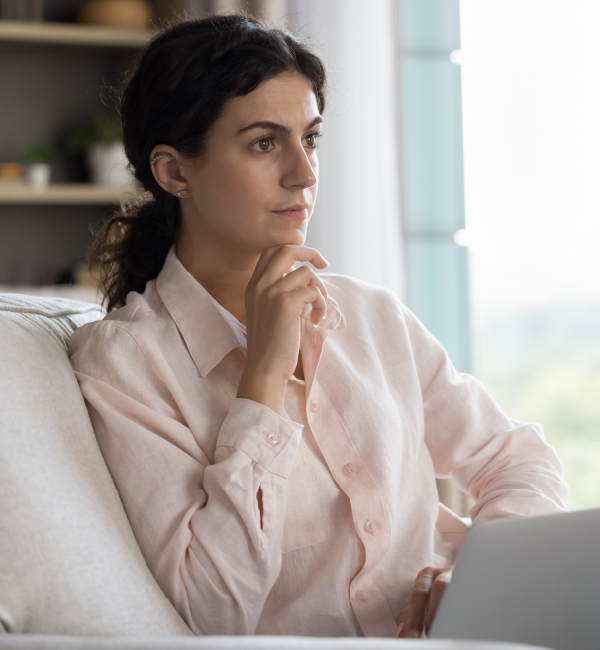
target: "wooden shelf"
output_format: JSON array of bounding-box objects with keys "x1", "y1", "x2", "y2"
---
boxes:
[
  {"x1": 0, "y1": 20, "x2": 152, "y2": 47},
  {"x1": 0, "y1": 183, "x2": 132, "y2": 204}
]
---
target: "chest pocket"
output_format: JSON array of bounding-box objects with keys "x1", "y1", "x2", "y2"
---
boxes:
[{"x1": 281, "y1": 439, "x2": 327, "y2": 554}]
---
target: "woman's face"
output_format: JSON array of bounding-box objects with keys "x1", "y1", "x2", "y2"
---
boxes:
[{"x1": 178, "y1": 73, "x2": 322, "y2": 257}]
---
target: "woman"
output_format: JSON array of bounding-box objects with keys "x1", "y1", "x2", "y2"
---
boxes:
[{"x1": 69, "y1": 14, "x2": 569, "y2": 639}]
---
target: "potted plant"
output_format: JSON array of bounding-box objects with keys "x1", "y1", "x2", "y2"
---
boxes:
[
  {"x1": 23, "y1": 141, "x2": 54, "y2": 190},
  {"x1": 63, "y1": 110, "x2": 133, "y2": 187}
]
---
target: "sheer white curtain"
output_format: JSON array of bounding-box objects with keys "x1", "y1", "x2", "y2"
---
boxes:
[{"x1": 286, "y1": 0, "x2": 405, "y2": 299}]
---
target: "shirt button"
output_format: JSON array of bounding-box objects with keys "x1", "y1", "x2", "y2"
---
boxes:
[
  {"x1": 343, "y1": 463, "x2": 357, "y2": 477},
  {"x1": 266, "y1": 432, "x2": 279, "y2": 445},
  {"x1": 365, "y1": 520, "x2": 377, "y2": 535},
  {"x1": 355, "y1": 589, "x2": 369, "y2": 602},
  {"x1": 309, "y1": 400, "x2": 321, "y2": 413}
]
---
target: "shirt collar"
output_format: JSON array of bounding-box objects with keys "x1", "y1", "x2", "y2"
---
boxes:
[{"x1": 156, "y1": 246, "x2": 346, "y2": 378}]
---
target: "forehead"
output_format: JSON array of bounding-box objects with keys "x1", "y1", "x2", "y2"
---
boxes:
[{"x1": 219, "y1": 73, "x2": 320, "y2": 129}]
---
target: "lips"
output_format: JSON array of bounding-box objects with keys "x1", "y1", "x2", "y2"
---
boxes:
[{"x1": 273, "y1": 204, "x2": 309, "y2": 220}]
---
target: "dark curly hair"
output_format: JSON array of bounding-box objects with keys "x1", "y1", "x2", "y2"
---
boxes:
[{"x1": 89, "y1": 13, "x2": 327, "y2": 312}]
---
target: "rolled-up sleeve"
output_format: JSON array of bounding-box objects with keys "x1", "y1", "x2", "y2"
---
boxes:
[
  {"x1": 68, "y1": 320, "x2": 302, "y2": 635},
  {"x1": 399, "y1": 303, "x2": 570, "y2": 521}
]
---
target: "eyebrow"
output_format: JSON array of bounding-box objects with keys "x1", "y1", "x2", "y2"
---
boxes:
[{"x1": 237, "y1": 116, "x2": 323, "y2": 134}]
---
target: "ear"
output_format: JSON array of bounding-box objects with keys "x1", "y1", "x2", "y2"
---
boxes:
[{"x1": 149, "y1": 144, "x2": 188, "y2": 197}]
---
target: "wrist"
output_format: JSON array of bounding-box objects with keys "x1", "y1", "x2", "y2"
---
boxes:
[{"x1": 237, "y1": 372, "x2": 287, "y2": 416}]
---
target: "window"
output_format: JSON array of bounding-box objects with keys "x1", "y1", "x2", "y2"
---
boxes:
[{"x1": 460, "y1": 0, "x2": 600, "y2": 510}]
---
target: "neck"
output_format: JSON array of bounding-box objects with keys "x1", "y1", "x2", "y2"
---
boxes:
[{"x1": 175, "y1": 228, "x2": 258, "y2": 327}]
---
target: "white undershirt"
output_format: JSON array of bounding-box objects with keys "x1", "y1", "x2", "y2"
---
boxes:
[{"x1": 208, "y1": 294, "x2": 247, "y2": 355}]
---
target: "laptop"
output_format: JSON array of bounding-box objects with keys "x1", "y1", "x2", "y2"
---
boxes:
[{"x1": 429, "y1": 507, "x2": 600, "y2": 650}]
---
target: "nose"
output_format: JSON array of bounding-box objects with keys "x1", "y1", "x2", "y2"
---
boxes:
[{"x1": 280, "y1": 141, "x2": 317, "y2": 190}]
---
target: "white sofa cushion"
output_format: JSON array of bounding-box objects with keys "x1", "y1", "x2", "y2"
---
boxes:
[
  {"x1": 0, "y1": 294, "x2": 192, "y2": 637},
  {"x1": 0, "y1": 635, "x2": 555, "y2": 650}
]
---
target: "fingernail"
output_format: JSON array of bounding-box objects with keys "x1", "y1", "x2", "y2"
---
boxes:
[
  {"x1": 324, "y1": 259, "x2": 330, "y2": 267},
  {"x1": 408, "y1": 627, "x2": 420, "y2": 638}
]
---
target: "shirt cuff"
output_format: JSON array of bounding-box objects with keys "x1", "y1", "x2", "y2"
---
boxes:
[{"x1": 216, "y1": 397, "x2": 304, "y2": 477}]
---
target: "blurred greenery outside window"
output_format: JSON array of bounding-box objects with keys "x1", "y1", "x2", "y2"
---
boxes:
[{"x1": 459, "y1": 1, "x2": 600, "y2": 511}]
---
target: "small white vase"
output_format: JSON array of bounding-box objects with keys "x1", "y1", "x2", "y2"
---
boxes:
[
  {"x1": 87, "y1": 141, "x2": 133, "y2": 187},
  {"x1": 27, "y1": 163, "x2": 51, "y2": 191}
]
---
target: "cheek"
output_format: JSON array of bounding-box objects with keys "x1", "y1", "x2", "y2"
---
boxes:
[
  {"x1": 193, "y1": 158, "x2": 272, "y2": 217},
  {"x1": 231, "y1": 163, "x2": 275, "y2": 202},
  {"x1": 194, "y1": 165, "x2": 260, "y2": 223}
]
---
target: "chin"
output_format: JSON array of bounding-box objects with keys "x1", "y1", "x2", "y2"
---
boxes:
[
  {"x1": 257, "y1": 224, "x2": 307, "y2": 251},
  {"x1": 281, "y1": 228, "x2": 307, "y2": 245}
]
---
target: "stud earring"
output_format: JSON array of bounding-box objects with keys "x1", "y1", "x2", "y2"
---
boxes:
[
  {"x1": 150, "y1": 154, "x2": 162, "y2": 166},
  {"x1": 176, "y1": 189, "x2": 189, "y2": 198}
]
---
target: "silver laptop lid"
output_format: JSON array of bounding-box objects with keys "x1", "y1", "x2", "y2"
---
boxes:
[{"x1": 429, "y1": 507, "x2": 600, "y2": 650}]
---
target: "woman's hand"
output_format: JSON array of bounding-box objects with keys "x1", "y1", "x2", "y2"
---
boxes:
[
  {"x1": 237, "y1": 244, "x2": 329, "y2": 415},
  {"x1": 396, "y1": 566, "x2": 453, "y2": 638}
]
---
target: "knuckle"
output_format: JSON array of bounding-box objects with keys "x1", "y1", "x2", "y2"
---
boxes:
[
  {"x1": 298, "y1": 265, "x2": 312, "y2": 279},
  {"x1": 305, "y1": 289, "x2": 319, "y2": 303},
  {"x1": 412, "y1": 586, "x2": 430, "y2": 597},
  {"x1": 412, "y1": 580, "x2": 431, "y2": 596},
  {"x1": 252, "y1": 277, "x2": 268, "y2": 293}
]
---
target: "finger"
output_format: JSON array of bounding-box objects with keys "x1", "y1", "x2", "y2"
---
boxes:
[
  {"x1": 274, "y1": 266, "x2": 329, "y2": 316},
  {"x1": 402, "y1": 569, "x2": 435, "y2": 638},
  {"x1": 424, "y1": 568, "x2": 452, "y2": 636},
  {"x1": 247, "y1": 247, "x2": 280, "y2": 289},
  {"x1": 256, "y1": 245, "x2": 329, "y2": 286},
  {"x1": 250, "y1": 244, "x2": 282, "y2": 278},
  {"x1": 395, "y1": 607, "x2": 408, "y2": 628},
  {"x1": 395, "y1": 609, "x2": 409, "y2": 637},
  {"x1": 282, "y1": 285, "x2": 327, "y2": 323},
  {"x1": 263, "y1": 265, "x2": 328, "y2": 327}
]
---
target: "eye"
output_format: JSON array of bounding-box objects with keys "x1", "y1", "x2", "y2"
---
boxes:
[
  {"x1": 251, "y1": 136, "x2": 275, "y2": 153},
  {"x1": 302, "y1": 132, "x2": 322, "y2": 149}
]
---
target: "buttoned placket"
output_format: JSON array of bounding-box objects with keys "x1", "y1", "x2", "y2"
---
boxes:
[{"x1": 299, "y1": 312, "x2": 398, "y2": 638}]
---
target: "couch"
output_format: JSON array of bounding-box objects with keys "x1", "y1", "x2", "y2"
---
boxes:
[{"x1": 0, "y1": 292, "x2": 552, "y2": 650}]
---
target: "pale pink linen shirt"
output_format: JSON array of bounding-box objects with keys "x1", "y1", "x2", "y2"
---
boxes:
[{"x1": 68, "y1": 246, "x2": 569, "y2": 638}]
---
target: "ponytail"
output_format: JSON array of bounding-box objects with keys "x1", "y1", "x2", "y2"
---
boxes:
[{"x1": 89, "y1": 194, "x2": 180, "y2": 312}]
